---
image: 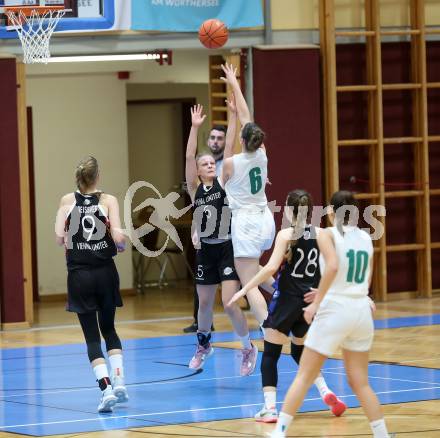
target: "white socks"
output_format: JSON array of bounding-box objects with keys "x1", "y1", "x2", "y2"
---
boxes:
[
  {"x1": 264, "y1": 390, "x2": 277, "y2": 410},
  {"x1": 239, "y1": 334, "x2": 252, "y2": 350},
  {"x1": 109, "y1": 353, "x2": 124, "y2": 377},
  {"x1": 314, "y1": 374, "x2": 330, "y2": 398},
  {"x1": 94, "y1": 363, "x2": 112, "y2": 392},
  {"x1": 273, "y1": 411, "x2": 293, "y2": 436},
  {"x1": 370, "y1": 419, "x2": 390, "y2": 437}
]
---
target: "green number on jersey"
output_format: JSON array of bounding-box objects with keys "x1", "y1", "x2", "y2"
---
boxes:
[
  {"x1": 249, "y1": 167, "x2": 262, "y2": 194},
  {"x1": 346, "y1": 249, "x2": 369, "y2": 283}
]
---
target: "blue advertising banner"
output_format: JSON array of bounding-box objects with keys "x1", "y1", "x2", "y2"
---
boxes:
[{"x1": 131, "y1": 0, "x2": 264, "y2": 32}]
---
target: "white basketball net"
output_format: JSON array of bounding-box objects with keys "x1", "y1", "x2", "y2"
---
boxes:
[{"x1": 6, "y1": 8, "x2": 66, "y2": 64}]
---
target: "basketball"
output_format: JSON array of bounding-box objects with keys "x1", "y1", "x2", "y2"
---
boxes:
[{"x1": 198, "y1": 19, "x2": 228, "y2": 49}]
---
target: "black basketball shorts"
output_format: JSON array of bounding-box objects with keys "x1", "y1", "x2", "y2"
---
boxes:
[
  {"x1": 262, "y1": 290, "x2": 310, "y2": 338},
  {"x1": 66, "y1": 260, "x2": 122, "y2": 313},
  {"x1": 195, "y1": 240, "x2": 239, "y2": 285}
]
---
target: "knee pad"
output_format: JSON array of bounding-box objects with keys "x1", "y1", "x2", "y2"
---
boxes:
[
  {"x1": 290, "y1": 342, "x2": 304, "y2": 365},
  {"x1": 86, "y1": 341, "x2": 104, "y2": 363},
  {"x1": 102, "y1": 328, "x2": 122, "y2": 352},
  {"x1": 261, "y1": 340, "x2": 283, "y2": 388}
]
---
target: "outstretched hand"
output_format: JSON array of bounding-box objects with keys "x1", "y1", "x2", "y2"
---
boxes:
[
  {"x1": 225, "y1": 92, "x2": 237, "y2": 114},
  {"x1": 303, "y1": 302, "x2": 318, "y2": 324},
  {"x1": 227, "y1": 288, "x2": 247, "y2": 306},
  {"x1": 220, "y1": 63, "x2": 238, "y2": 85},
  {"x1": 368, "y1": 296, "x2": 376, "y2": 313},
  {"x1": 304, "y1": 288, "x2": 317, "y2": 304},
  {"x1": 191, "y1": 104, "x2": 206, "y2": 127}
]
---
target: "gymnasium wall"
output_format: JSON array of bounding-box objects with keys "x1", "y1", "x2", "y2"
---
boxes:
[
  {"x1": 252, "y1": 46, "x2": 323, "y2": 234},
  {"x1": 271, "y1": 0, "x2": 440, "y2": 30},
  {"x1": 336, "y1": 41, "x2": 440, "y2": 294},
  {"x1": 25, "y1": 53, "x2": 211, "y2": 297},
  {"x1": 0, "y1": 57, "x2": 25, "y2": 323},
  {"x1": 26, "y1": 73, "x2": 132, "y2": 296},
  {"x1": 126, "y1": 83, "x2": 211, "y2": 151}
]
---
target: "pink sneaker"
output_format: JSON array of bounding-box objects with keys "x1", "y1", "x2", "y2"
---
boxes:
[
  {"x1": 323, "y1": 392, "x2": 347, "y2": 417},
  {"x1": 240, "y1": 343, "x2": 258, "y2": 376},
  {"x1": 188, "y1": 344, "x2": 214, "y2": 370}
]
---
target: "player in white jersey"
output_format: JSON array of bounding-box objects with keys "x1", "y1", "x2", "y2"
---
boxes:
[
  {"x1": 270, "y1": 191, "x2": 392, "y2": 438},
  {"x1": 220, "y1": 63, "x2": 276, "y2": 328}
]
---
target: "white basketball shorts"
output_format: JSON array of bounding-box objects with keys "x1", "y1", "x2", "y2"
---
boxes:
[
  {"x1": 231, "y1": 206, "x2": 275, "y2": 258},
  {"x1": 305, "y1": 295, "x2": 374, "y2": 356}
]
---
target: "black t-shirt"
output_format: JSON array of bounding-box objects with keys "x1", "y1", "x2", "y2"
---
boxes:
[
  {"x1": 193, "y1": 177, "x2": 231, "y2": 240},
  {"x1": 65, "y1": 192, "x2": 117, "y2": 270},
  {"x1": 275, "y1": 226, "x2": 321, "y2": 298}
]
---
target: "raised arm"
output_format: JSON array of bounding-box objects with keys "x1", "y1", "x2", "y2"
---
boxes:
[
  {"x1": 220, "y1": 63, "x2": 251, "y2": 126},
  {"x1": 223, "y1": 92, "x2": 237, "y2": 161},
  {"x1": 185, "y1": 104, "x2": 206, "y2": 201},
  {"x1": 228, "y1": 229, "x2": 290, "y2": 305}
]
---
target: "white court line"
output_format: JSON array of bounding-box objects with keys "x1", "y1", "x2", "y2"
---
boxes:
[
  {"x1": 1, "y1": 363, "x2": 438, "y2": 400},
  {"x1": 14, "y1": 312, "x2": 238, "y2": 332},
  {"x1": 317, "y1": 369, "x2": 440, "y2": 387},
  {"x1": 1, "y1": 386, "x2": 439, "y2": 430}
]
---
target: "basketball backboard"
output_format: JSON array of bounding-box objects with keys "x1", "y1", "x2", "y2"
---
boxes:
[{"x1": 0, "y1": 0, "x2": 115, "y2": 38}]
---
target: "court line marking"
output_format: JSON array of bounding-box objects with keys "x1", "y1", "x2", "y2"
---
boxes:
[
  {"x1": 7, "y1": 312, "x2": 440, "y2": 333},
  {"x1": 0, "y1": 362, "x2": 438, "y2": 400},
  {"x1": 0, "y1": 386, "x2": 439, "y2": 430},
  {"x1": 11, "y1": 313, "x2": 236, "y2": 332}
]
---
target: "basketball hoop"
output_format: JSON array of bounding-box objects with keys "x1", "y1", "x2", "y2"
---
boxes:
[{"x1": 4, "y1": 6, "x2": 66, "y2": 64}]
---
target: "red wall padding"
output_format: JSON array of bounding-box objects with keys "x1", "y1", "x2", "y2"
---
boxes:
[
  {"x1": 336, "y1": 41, "x2": 440, "y2": 294},
  {"x1": 0, "y1": 58, "x2": 25, "y2": 323},
  {"x1": 252, "y1": 47, "x2": 323, "y2": 234}
]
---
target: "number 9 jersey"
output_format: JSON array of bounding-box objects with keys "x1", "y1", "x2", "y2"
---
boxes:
[
  {"x1": 65, "y1": 191, "x2": 117, "y2": 270},
  {"x1": 319, "y1": 226, "x2": 373, "y2": 298}
]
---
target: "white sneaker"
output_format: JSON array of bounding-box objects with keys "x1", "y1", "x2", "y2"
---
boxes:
[
  {"x1": 267, "y1": 432, "x2": 285, "y2": 438},
  {"x1": 112, "y1": 375, "x2": 129, "y2": 403},
  {"x1": 97, "y1": 387, "x2": 117, "y2": 413},
  {"x1": 255, "y1": 406, "x2": 278, "y2": 423},
  {"x1": 188, "y1": 344, "x2": 214, "y2": 370}
]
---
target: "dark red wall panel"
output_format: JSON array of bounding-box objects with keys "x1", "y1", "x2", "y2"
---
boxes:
[
  {"x1": 252, "y1": 47, "x2": 323, "y2": 233},
  {"x1": 0, "y1": 58, "x2": 25, "y2": 323}
]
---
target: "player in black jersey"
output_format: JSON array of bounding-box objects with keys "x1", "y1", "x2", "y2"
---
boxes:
[
  {"x1": 185, "y1": 102, "x2": 258, "y2": 376},
  {"x1": 229, "y1": 190, "x2": 346, "y2": 422},
  {"x1": 55, "y1": 156, "x2": 128, "y2": 414}
]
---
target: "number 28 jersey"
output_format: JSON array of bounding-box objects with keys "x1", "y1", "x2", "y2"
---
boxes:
[
  {"x1": 224, "y1": 148, "x2": 268, "y2": 210},
  {"x1": 65, "y1": 192, "x2": 117, "y2": 270},
  {"x1": 319, "y1": 226, "x2": 373, "y2": 298},
  {"x1": 275, "y1": 226, "x2": 321, "y2": 298}
]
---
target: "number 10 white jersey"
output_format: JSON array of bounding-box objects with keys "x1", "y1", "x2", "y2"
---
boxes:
[{"x1": 320, "y1": 226, "x2": 374, "y2": 298}]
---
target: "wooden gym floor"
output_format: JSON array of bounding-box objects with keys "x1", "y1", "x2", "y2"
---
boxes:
[{"x1": 0, "y1": 286, "x2": 439, "y2": 437}]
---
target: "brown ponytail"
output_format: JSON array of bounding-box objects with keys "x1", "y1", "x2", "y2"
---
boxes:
[
  {"x1": 241, "y1": 122, "x2": 265, "y2": 152},
  {"x1": 285, "y1": 189, "x2": 313, "y2": 263},
  {"x1": 75, "y1": 156, "x2": 99, "y2": 194}
]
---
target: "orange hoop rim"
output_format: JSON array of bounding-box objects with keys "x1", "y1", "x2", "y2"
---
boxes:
[{"x1": 3, "y1": 5, "x2": 65, "y2": 17}]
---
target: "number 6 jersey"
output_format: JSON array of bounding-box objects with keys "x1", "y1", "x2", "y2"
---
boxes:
[
  {"x1": 64, "y1": 191, "x2": 117, "y2": 270},
  {"x1": 224, "y1": 148, "x2": 268, "y2": 211},
  {"x1": 319, "y1": 226, "x2": 373, "y2": 298}
]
